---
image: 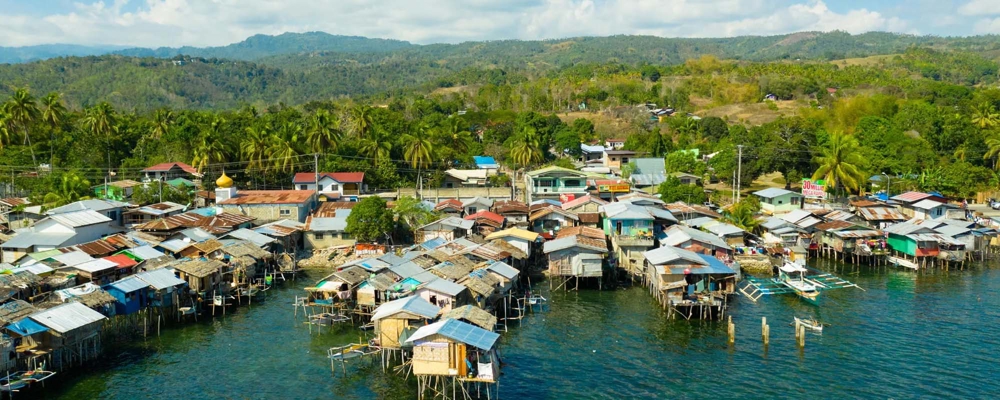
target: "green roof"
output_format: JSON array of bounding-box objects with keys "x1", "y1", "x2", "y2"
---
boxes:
[
  {"x1": 166, "y1": 178, "x2": 196, "y2": 187},
  {"x1": 526, "y1": 166, "x2": 603, "y2": 178},
  {"x1": 28, "y1": 249, "x2": 63, "y2": 261}
]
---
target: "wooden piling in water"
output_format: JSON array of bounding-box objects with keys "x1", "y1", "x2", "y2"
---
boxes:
[
  {"x1": 727, "y1": 315, "x2": 735, "y2": 345},
  {"x1": 761, "y1": 317, "x2": 769, "y2": 346}
]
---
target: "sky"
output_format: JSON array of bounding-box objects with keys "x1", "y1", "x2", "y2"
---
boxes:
[{"x1": 0, "y1": 0, "x2": 994, "y2": 48}]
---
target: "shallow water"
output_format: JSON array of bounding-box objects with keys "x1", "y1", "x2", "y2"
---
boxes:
[{"x1": 45, "y1": 262, "x2": 1000, "y2": 399}]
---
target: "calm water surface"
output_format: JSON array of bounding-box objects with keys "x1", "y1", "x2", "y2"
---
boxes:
[{"x1": 45, "y1": 262, "x2": 1000, "y2": 399}]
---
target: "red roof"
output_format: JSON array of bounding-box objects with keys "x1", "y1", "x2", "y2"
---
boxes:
[
  {"x1": 142, "y1": 162, "x2": 198, "y2": 174},
  {"x1": 103, "y1": 254, "x2": 139, "y2": 269},
  {"x1": 464, "y1": 211, "x2": 505, "y2": 225},
  {"x1": 891, "y1": 191, "x2": 932, "y2": 203},
  {"x1": 561, "y1": 195, "x2": 608, "y2": 210},
  {"x1": 292, "y1": 172, "x2": 365, "y2": 184}
]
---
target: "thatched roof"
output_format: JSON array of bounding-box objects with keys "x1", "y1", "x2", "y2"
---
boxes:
[
  {"x1": 488, "y1": 240, "x2": 526, "y2": 260},
  {"x1": 221, "y1": 242, "x2": 271, "y2": 259},
  {"x1": 0, "y1": 299, "x2": 38, "y2": 324},
  {"x1": 174, "y1": 259, "x2": 226, "y2": 278},
  {"x1": 363, "y1": 272, "x2": 398, "y2": 291},
  {"x1": 0, "y1": 271, "x2": 42, "y2": 288},
  {"x1": 432, "y1": 262, "x2": 473, "y2": 281},
  {"x1": 443, "y1": 305, "x2": 497, "y2": 330},
  {"x1": 461, "y1": 276, "x2": 496, "y2": 298},
  {"x1": 74, "y1": 289, "x2": 117, "y2": 309},
  {"x1": 321, "y1": 266, "x2": 369, "y2": 287}
]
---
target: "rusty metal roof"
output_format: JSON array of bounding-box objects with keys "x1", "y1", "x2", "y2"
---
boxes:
[
  {"x1": 813, "y1": 220, "x2": 856, "y2": 232},
  {"x1": 856, "y1": 207, "x2": 908, "y2": 221},
  {"x1": 556, "y1": 226, "x2": 605, "y2": 240},
  {"x1": 218, "y1": 190, "x2": 314, "y2": 205},
  {"x1": 890, "y1": 191, "x2": 932, "y2": 203},
  {"x1": 492, "y1": 200, "x2": 528, "y2": 215}
]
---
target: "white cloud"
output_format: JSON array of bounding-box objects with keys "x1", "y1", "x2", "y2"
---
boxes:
[
  {"x1": 958, "y1": 0, "x2": 1000, "y2": 17},
  {"x1": 0, "y1": 0, "x2": 917, "y2": 48},
  {"x1": 973, "y1": 17, "x2": 1000, "y2": 34}
]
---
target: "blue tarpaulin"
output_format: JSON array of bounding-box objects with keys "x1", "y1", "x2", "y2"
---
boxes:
[{"x1": 5, "y1": 318, "x2": 48, "y2": 337}]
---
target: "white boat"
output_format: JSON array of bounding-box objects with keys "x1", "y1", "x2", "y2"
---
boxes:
[
  {"x1": 792, "y1": 317, "x2": 824, "y2": 333},
  {"x1": 888, "y1": 256, "x2": 918, "y2": 270},
  {"x1": 779, "y1": 262, "x2": 820, "y2": 304}
]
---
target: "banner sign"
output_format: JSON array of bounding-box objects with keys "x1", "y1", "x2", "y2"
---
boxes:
[
  {"x1": 599, "y1": 184, "x2": 631, "y2": 193},
  {"x1": 801, "y1": 179, "x2": 827, "y2": 199}
]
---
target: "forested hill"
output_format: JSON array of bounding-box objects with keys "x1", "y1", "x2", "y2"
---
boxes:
[
  {"x1": 1, "y1": 31, "x2": 999, "y2": 111},
  {"x1": 112, "y1": 32, "x2": 415, "y2": 60},
  {"x1": 0, "y1": 44, "x2": 128, "y2": 64}
]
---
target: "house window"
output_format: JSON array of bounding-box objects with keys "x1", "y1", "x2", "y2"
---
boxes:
[
  {"x1": 468, "y1": 207, "x2": 477, "y2": 214},
  {"x1": 564, "y1": 179, "x2": 581, "y2": 187},
  {"x1": 935, "y1": 208, "x2": 942, "y2": 216},
  {"x1": 330, "y1": 184, "x2": 339, "y2": 191},
  {"x1": 299, "y1": 185, "x2": 307, "y2": 190},
  {"x1": 622, "y1": 157, "x2": 630, "y2": 163},
  {"x1": 314, "y1": 233, "x2": 325, "y2": 240},
  {"x1": 537, "y1": 179, "x2": 553, "y2": 187},
  {"x1": 341, "y1": 233, "x2": 352, "y2": 239},
  {"x1": 612, "y1": 157, "x2": 618, "y2": 162},
  {"x1": 280, "y1": 209, "x2": 292, "y2": 216}
]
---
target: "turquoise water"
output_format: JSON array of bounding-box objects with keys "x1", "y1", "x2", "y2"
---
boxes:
[{"x1": 45, "y1": 263, "x2": 1000, "y2": 399}]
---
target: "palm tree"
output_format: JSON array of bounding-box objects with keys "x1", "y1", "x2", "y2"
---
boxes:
[
  {"x1": 42, "y1": 172, "x2": 91, "y2": 208},
  {"x1": 509, "y1": 127, "x2": 544, "y2": 168},
  {"x1": 438, "y1": 117, "x2": 472, "y2": 155},
  {"x1": 724, "y1": 202, "x2": 761, "y2": 233},
  {"x1": 241, "y1": 125, "x2": 271, "y2": 171},
  {"x1": 349, "y1": 105, "x2": 374, "y2": 138},
  {"x1": 402, "y1": 125, "x2": 435, "y2": 191},
  {"x1": 0, "y1": 110, "x2": 12, "y2": 151},
  {"x1": 267, "y1": 122, "x2": 303, "y2": 173},
  {"x1": 6, "y1": 88, "x2": 41, "y2": 166},
  {"x1": 150, "y1": 109, "x2": 174, "y2": 139},
  {"x1": 191, "y1": 117, "x2": 228, "y2": 173},
  {"x1": 358, "y1": 129, "x2": 392, "y2": 161},
  {"x1": 41, "y1": 92, "x2": 66, "y2": 168},
  {"x1": 81, "y1": 102, "x2": 118, "y2": 175},
  {"x1": 811, "y1": 131, "x2": 867, "y2": 195},
  {"x1": 984, "y1": 134, "x2": 1000, "y2": 169},
  {"x1": 971, "y1": 102, "x2": 999, "y2": 130},
  {"x1": 306, "y1": 110, "x2": 341, "y2": 153}
]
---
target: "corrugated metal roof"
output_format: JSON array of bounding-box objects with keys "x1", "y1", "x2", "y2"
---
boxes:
[
  {"x1": 911, "y1": 199, "x2": 945, "y2": 210},
  {"x1": 372, "y1": 295, "x2": 440, "y2": 321},
  {"x1": 134, "y1": 269, "x2": 186, "y2": 290},
  {"x1": 74, "y1": 258, "x2": 118, "y2": 273},
  {"x1": 389, "y1": 262, "x2": 425, "y2": 280},
  {"x1": 420, "y1": 237, "x2": 447, "y2": 250},
  {"x1": 222, "y1": 228, "x2": 276, "y2": 247},
  {"x1": 705, "y1": 223, "x2": 745, "y2": 237},
  {"x1": 542, "y1": 235, "x2": 608, "y2": 254},
  {"x1": 683, "y1": 216, "x2": 718, "y2": 228},
  {"x1": 0, "y1": 232, "x2": 75, "y2": 249},
  {"x1": 753, "y1": 188, "x2": 796, "y2": 198},
  {"x1": 50, "y1": 251, "x2": 95, "y2": 267},
  {"x1": 422, "y1": 278, "x2": 467, "y2": 296},
  {"x1": 883, "y1": 222, "x2": 934, "y2": 235},
  {"x1": 176, "y1": 227, "x2": 217, "y2": 243},
  {"x1": 47, "y1": 199, "x2": 125, "y2": 215},
  {"x1": 406, "y1": 319, "x2": 499, "y2": 351},
  {"x1": 485, "y1": 228, "x2": 539, "y2": 242},
  {"x1": 29, "y1": 302, "x2": 106, "y2": 333},
  {"x1": 124, "y1": 245, "x2": 166, "y2": 261},
  {"x1": 48, "y1": 209, "x2": 113, "y2": 227},
  {"x1": 645, "y1": 206, "x2": 678, "y2": 222},
  {"x1": 780, "y1": 209, "x2": 813, "y2": 224},
  {"x1": 830, "y1": 229, "x2": 882, "y2": 238},
  {"x1": 891, "y1": 191, "x2": 932, "y2": 203},
  {"x1": 824, "y1": 210, "x2": 856, "y2": 221},
  {"x1": 795, "y1": 217, "x2": 823, "y2": 229},
  {"x1": 108, "y1": 276, "x2": 149, "y2": 293},
  {"x1": 857, "y1": 207, "x2": 908, "y2": 221},
  {"x1": 486, "y1": 261, "x2": 519, "y2": 280},
  {"x1": 643, "y1": 245, "x2": 708, "y2": 266},
  {"x1": 662, "y1": 225, "x2": 731, "y2": 250},
  {"x1": 158, "y1": 239, "x2": 191, "y2": 253}
]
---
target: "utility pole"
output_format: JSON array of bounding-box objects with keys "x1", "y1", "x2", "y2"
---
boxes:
[
  {"x1": 736, "y1": 145, "x2": 744, "y2": 202},
  {"x1": 313, "y1": 153, "x2": 320, "y2": 199}
]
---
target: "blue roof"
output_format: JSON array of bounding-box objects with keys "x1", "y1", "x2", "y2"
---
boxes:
[
  {"x1": 421, "y1": 237, "x2": 447, "y2": 250},
  {"x1": 186, "y1": 207, "x2": 218, "y2": 217},
  {"x1": 473, "y1": 156, "x2": 499, "y2": 169},
  {"x1": 692, "y1": 254, "x2": 737, "y2": 275},
  {"x1": 407, "y1": 319, "x2": 500, "y2": 351},
  {"x1": 108, "y1": 276, "x2": 149, "y2": 293},
  {"x1": 5, "y1": 318, "x2": 48, "y2": 337}
]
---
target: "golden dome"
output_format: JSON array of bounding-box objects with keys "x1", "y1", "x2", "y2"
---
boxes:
[{"x1": 216, "y1": 172, "x2": 233, "y2": 189}]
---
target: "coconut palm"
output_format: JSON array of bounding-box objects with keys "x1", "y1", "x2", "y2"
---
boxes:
[
  {"x1": 191, "y1": 117, "x2": 228, "y2": 173},
  {"x1": 306, "y1": 110, "x2": 341, "y2": 153},
  {"x1": 811, "y1": 131, "x2": 867, "y2": 194},
  {"x1": 438, "y1": 117, "x2": 472, "y2": 155},
  {"x1": 358, "y1": 128, "x2": 392, "y2": 161},
  {"x1": 984, "y1": 134, "x2": 1000, "y2": 169},
  {"x1": 402, "y1": 125, "x2": 435, "y2": 191},
  {"x1": 241, "y1": 125, "x2": 271, "y2": 171},
  {"x1": 724, "y1": 202, "x2": 761, "y2": 233},
  {"x1": 509, "y1": 127, "x2": 544, "y2": 168},
  {"x1": 349, "y1": 104, "x2": 374, "y2": 138},
  {"x1": 41, "y1": 92, "x2": 66, "y2": 167},
  {"x1": 971, "y1": 102, "x2": 999, "y2": 130},
  {"x1": 6, "y1": 88, "x2": 41, "y2": 166},
  {"x1": 267, "y1": 122, "x2": 302, "y2": 173},
  {"x1": 150, "y1": 109, "x2": 174, "y2": 139},
  {"x1": 81, "y1": 102, "x2": 118, "y2": 174},
  {"x1": 0, "y1": 110, "x2": 12, "y2": 151},
  {"x1": 42, "y1": 172, "x2": 91, "y2": 208}
]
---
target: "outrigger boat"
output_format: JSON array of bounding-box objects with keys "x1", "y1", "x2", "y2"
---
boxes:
[
  {"x1": 0, "y1": 368, "x2": 56, "y2": 393},
  {"x1": 738, "y1": 257, "x2": 862, "y2": 304},
  {"x1": 791, "y1": 317, "x2": 824, "y2": 333},
  {"x1": 778, "y1": 262, "x2": 820, "y2": 304}
]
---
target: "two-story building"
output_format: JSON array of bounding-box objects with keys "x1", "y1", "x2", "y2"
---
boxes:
[
  {"x1": 524, "y1": 166, "x2": 594, "y2": 203},
  {"x1": 603, "y1": 150, "x2": 636, "y2": 169},
  {"x1": 291, "y1": 172, "x2": 365, "y2": 202},
  {"x1": 752, "y1": 188, "x2": 804, "y2": 215},
  {"x1": 141, "y1": 162, "x2": 202, "y2": 181},
  {"x1": 216, "y1": 173, "x2": 316, "y2": 224}
]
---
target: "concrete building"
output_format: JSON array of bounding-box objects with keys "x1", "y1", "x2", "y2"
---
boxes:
[{"x1": 215, "y1": 173, "x2": 316, "y2": 224}]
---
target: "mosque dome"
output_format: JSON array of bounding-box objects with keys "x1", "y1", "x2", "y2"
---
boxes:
[{"x1": 216, "y1": 172, "x2": 233, "y2": 189}]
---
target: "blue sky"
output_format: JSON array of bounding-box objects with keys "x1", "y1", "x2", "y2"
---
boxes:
[{"x1": 0, "y1": 0, "x2": 993, "y2": 48}]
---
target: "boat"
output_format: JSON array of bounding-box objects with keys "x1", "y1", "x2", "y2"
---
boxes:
[
  {"x1": 0, "y1": 369, "x2": 56, "y2": 392},
  {"x1": 792, "y1": 317, "x2": 824, "y2": 333},
  {"x1": 888, "y1": 256, "x2": 918, "y2": 270},
  {"x1": 778, "y1": 261, "x2": 820, "y2": 304},
  {"x1": 309, "y1": 312, "x2": 351, "y2": 326}
]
